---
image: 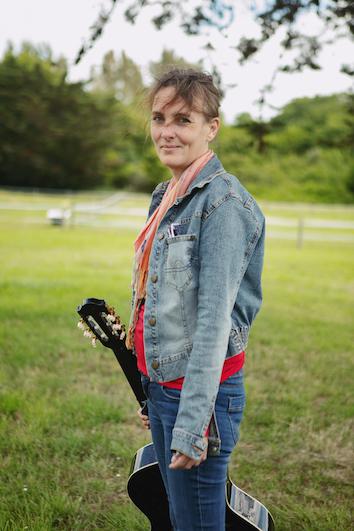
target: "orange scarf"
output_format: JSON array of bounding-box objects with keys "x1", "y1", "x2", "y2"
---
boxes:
[{"x1": 126, "y1": 150, "x2": 214, "y2": 349}]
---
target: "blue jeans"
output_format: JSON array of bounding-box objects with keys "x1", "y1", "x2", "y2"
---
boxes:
[{"x1": 141, "y1": 370, "x2": 246, "y2": 531}]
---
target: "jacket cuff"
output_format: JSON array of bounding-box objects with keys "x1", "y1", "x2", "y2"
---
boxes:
[{"x1": 171, "y1": 427, "x2": 207, "y2": 461}]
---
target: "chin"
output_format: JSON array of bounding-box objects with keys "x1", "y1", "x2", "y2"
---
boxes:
[{"x1": 160, "y1": 154, "x2": 183, "y2": 166}]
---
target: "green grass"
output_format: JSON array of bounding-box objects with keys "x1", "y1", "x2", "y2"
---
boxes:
[{"x1": 0, "y1": 192, "x2": 353, "y2": 530}]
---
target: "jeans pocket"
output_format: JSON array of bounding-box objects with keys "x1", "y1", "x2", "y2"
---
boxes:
[
  {"x1": 215, "y1": 383, "x2": 246, "y2": 453},
  {"x1": 228, "y1": 395, "x2": 245, "y2": 445},
  {"x1": 160, "y1": 385, "x2": 181, "y2": 401},
  {"x1": 141, "y1": 375, "x2": 150, "y2": 400}
]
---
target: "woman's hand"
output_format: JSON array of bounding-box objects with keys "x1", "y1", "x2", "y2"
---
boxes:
[
  {"x1": 137, "y1": 407, "x2": 150, "y2": 430},
  {"x1": 169, "y1": 437, "x2": 208, "y2": 470}
]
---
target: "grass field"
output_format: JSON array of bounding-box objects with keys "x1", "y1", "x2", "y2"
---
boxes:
[{"x1": 0, "y1": 191, "x2": 353, "y2": 530}]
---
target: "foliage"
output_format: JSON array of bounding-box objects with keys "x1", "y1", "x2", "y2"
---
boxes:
[
  {"x1": 0, "y1": 43, "x2": 115, "y2": 189},
  {"x1": 217, "y1": 93, "x2": 354, "y2": 203},
  {"x1": 100, "y1": 101, "x2": 167, "y2": 191},
  {"x1": 0, "y1": 45, "x2": 161, "y2": 192},
  {"x1": 74, "y1": 1, "x2": 353, "y2": 131},
  {"x1": 149, "y1": 48, "x2": 203, "y2": 79},
  {"x1": 268, "y1": 94, "x2": 353, "y2": 149},
  {"x1": 0, "y1": 44, "x2": 352, "y2": 202},
  {"x1": 75, "y1": 1, "x2": 353, "y2": 77},
  {"x1": 237, "y1": 0, "x2": 353, "y2": 70},
  {"x1": 90, "y1": 50, "x2": 145, "y2": 105}
]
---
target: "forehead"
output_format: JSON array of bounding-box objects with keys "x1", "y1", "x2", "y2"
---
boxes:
[{"x1": 152, "y1": 86, "x2": 199, "y2": 115}]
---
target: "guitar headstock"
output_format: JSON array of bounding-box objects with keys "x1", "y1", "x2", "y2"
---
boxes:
[{"x1": 77, "y1": 298, "x2": 126, "y2": 349}]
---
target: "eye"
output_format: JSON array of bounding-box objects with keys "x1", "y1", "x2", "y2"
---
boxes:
[
  {"x1": 152, "y1": 114, "x2": 163, "y2": 123},
  {"x1": 178, "y1": 116, "x2": 191, "y2": 124}
]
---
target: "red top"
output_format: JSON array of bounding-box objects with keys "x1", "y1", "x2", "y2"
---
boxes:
[{"x1": 135, "y1": 303, "x2": 245, "y2": 390}]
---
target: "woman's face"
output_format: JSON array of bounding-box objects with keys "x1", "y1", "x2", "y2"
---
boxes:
[{"x1": 150, "y1": 86, "x2": 220, "y2": 178}]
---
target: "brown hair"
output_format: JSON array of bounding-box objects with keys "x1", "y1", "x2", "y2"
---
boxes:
[{"x1": 148, "y1": 68, "x2": 221, "y2": 121}]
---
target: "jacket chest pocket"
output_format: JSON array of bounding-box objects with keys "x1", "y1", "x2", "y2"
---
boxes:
[{"x1": 165, "y1": 235, "x2": 197, "y2": 291}]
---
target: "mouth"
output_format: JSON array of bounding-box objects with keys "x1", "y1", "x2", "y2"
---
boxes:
[{"x1": 160, "y1": 145, "x2": 181, "y2": 150}]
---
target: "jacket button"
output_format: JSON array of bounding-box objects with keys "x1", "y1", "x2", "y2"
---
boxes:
[
  {"x1": 148, "y1": 317, "x2": 156, "y2": 326},
  {"x1": 151, "y1": 360, "x2": 159, "y2": 369},
  {"x1": 151, "y1": 274, "x2": 158, "y2": 283},
  {"x1": 158, "y1": 232, "x2": 165, "y2": 240}
]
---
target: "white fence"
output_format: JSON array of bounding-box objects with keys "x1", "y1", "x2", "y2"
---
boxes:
[
  {"x1": 0, "y1": 192, "x2": 353, "y2": 245},
  {"x1": 265, "y1": 216, "x2": 354, "y2": 245}
]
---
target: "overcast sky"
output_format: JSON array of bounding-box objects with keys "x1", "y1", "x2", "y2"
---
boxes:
[{"x1": 1, "y1": 0, "x2": 353, "y2": 122}]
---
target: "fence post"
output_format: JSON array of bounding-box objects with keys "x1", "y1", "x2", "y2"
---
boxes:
[
  {"x1": 69, "y1": 199, "x2": 76, "y2": 228},
  {"x1": 297, "y1": 217, "x2": 304, "y2": 248}
]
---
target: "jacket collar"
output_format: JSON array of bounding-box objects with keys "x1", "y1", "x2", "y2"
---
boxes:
[
  {"x1": 174, "y1": 154, "x2": 225, "y2": 205},
  {"x1": 188, "y1": 154, "x2": 225, "y2": 191}
]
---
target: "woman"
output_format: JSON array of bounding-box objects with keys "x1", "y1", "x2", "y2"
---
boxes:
[{"x1": 126, "y1": 68, "x2": 265, "y2": 531}]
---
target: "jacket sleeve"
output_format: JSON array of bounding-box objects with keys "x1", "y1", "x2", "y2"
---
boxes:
[{"x1": 170, "y1": 196, "x2": 265, "y2": 460}]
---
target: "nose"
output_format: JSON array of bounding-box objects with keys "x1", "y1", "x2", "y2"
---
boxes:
[{"x1": 160, "y1": 122, "x2": 176, "y2": 139}]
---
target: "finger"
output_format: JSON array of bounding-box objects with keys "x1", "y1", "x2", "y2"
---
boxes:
[
  {"x1": 170, "y1": 452, "x2": 180, "y2": 464},
  {"x1": 169, "y1": 453, "x2": 185, "y2": 469},
  {"x1": 169, "y1": 454, "x2": 196, "y2": 470},
  {"x1": 183, "y1": 458, "x2": 197, "y2": 469},
  {"x1": 137, "y1": 410, "x2": 149, "y2": 422},
  {"x1": 179, "y1": 456, "x2": 193, "y2": 469}
]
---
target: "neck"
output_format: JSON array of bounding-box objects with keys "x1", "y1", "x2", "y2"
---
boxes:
[
  {"x1": 170, "y1": 149, "x2": 212, "y2": 180},
  {"x1": 171, "y1": 169, "x2": 183, "y2": 180}
]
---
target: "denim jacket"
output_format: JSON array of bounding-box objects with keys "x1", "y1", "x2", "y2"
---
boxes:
[{"x1": 135, "y1": 154, "x2": 265, "y2": 460}]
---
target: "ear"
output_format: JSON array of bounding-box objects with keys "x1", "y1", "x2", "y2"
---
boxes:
[{"x1": 207, "y1": 117, "x2": 220, "y2": 142}]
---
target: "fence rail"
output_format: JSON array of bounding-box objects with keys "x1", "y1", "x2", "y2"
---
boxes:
[{"x1": 1, "y1": 192, "x2": 353, "y2": 245}]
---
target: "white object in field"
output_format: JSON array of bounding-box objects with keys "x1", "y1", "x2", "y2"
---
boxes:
[{"x1": 46, "y1": 208, "x2": 71, "y2": 226}]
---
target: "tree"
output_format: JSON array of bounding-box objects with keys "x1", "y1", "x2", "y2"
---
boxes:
[
  {"x1": 116, "y1": 51, "x2": 145, "y2": 104},
  {"x1": 233, "y1": 113, "x2": 270, "y2": 154},
  {"x1": 90, "y1": 50, "x2": 118, "y2": 95},
  {"x1": 75, "y1": 1, "x2": 353, "y2": 76},
  {"x1": 221, "y1": 93, "x2": 354, "y2": 203},
  {"x1": 0, "y1": 44, "x2": 115, "y2": 189},
  {"x1": 267, "y1": 93, "x2": 353, "y2": 152},
  {"x1": 90, "y1": 51, "x2": 145, "y2": 104},
  {"x1": 75, "y1": 1, "x2": 353, "y2": 122},
  {"x1": 149, "y1": 48, "x2": 202, "y2": 78}
]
